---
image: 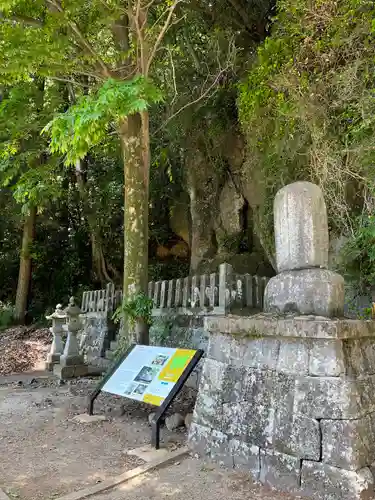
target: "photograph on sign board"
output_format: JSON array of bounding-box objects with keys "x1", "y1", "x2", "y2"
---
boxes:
[
  {"x1": 134, "y1": 366, "x2": 158, "y2": 384},
  {"x1": 123, "y1": 383, "x2": 137, "y2": 395},
  {"x1": 151, "y1": 355, "x2": 169, "y2": 367},
  {"x1": 133, "y1": 383, "x2": 147, "y2": 395}
]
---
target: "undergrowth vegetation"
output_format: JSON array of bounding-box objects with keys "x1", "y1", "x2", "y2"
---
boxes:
[{"x1": 239, "y1": 0, "x2": 375, "y2": 289}]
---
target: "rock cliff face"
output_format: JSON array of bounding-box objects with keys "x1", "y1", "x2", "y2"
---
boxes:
[{"x1": 168, "y1": 125, "x2": 274, "y2": 277}]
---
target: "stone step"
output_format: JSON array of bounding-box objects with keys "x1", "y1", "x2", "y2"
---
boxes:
[{"x1": 110, "y1": 340, "x2": 119, "y2": 351}]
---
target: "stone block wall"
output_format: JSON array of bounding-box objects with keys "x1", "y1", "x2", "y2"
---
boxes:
[
  {"x1": 150, "y1": 315, "x2": 208, "y2": 390},
  {"x1": 189, "y1": 314, "x2": 375, "y2": 499},
  {"x1": 79, "y1": 312, "x2": 116, "y2": 368}
]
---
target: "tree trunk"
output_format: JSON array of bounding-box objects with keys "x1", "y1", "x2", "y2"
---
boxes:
[
  {"x1": 75, "y1": 160, "x2": 115, "y2": 285},
  {"x1": 119, "y1": 111, "x2": 150, "y2": 344},
  {"x1": 14, "y1": 206, "x2": 37, "y2": 324}
]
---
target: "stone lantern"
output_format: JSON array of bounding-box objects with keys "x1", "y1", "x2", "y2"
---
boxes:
[
  {"x1": 45, "y1": 304, "x2": 66, "y2": 371},
  {"x1": 54, "y1": 296, "x2": 88, "y2": 379}
]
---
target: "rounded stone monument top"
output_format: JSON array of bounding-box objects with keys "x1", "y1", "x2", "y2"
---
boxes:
[{"x1": 274, "y1": 181, "x2": 329, "y2": 273}]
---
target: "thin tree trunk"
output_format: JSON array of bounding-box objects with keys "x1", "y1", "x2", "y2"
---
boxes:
[
  {"x1": 119, "y1": 111, "x2": 150, "y2": 344},
  {"x1": 75, "y1": 160, "x2": 115, "y2": 285},
  {"x1": 14, "y1": 206, "x2": 37, "y2": 324}
]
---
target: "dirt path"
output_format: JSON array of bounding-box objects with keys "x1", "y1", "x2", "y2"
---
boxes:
[
  {"x1": 90, "y1": 456, "x2": 303, "y2": 500},
  {"x1": 0, "y1": 380, "x2": 190, "y2": 500}
]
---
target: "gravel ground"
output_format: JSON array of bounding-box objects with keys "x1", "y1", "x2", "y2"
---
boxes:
[
  {"x1": 91, "y1": 456, "x2": 304, "y2": 500},
  {"x1": 0, "y1": 379, "x2": 194, "y2": 500}
]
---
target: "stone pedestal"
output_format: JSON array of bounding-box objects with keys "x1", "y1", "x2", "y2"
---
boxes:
[
  {"x1": 190, "y1": 181, "x2": 375, "y2": 499},
  {"x1": 265, "y1": 269, "x2": 345, "y2": 317},
  {"x1": 189, "y1": 314, "x2": 375, "y2": 499}
]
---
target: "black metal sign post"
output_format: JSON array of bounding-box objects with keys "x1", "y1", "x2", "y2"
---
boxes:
[
  {"x1": 87, "y1": 345, "x2": 204, "y2": 450},
  {"x1": 151, "y1": 349, "x2": 204, "y2": 449},
  {"x1": 87, "y1": 343, "x2": 136, "y2": 416}
]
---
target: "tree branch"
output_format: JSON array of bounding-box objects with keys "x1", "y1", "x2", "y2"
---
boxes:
[
  {"x1": 0, "y1": 12, "x2": 43, "y2": 27},
  {"x1": 46, "y1": 0, "x2": 112, "y2": 77},
  {"x1": 145, "y1": 0, "x2": 181, "y2": 76},
  {"x1": 49, "y1": 76, "x2": 89, "y2": 87},
  {"x1": 157, "y1": 67, "x2": 227, "y2": 132}
]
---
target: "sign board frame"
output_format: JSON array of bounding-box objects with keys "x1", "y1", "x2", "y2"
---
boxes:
[{"x1": 87, "y1": 344, "x2": 204, "y2": 449}]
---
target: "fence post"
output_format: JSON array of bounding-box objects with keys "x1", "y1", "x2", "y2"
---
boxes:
[
  {"x1": 105, "y1": 282, "x2": 115, "y2": 314},
  {"x1": 218, "y1": 263, "x2": 233, "y2": 314},
  {"x1": 167, "y1": 280, "x2": 175, "y2": 309}
]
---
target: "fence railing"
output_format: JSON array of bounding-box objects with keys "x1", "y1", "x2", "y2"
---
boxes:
[{"x1": 81, "y1": 263, "x2": 269, "y2": 316}]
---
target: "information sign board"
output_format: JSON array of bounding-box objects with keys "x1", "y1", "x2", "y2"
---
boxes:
[
  {"x1": 102, "y1": 345, "x2": 197, "y2": 406},
  {"x1": 87, "y1": 344, "x2": 204, "y2": 449}
]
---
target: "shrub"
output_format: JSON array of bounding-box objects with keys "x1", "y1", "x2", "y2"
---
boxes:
[{"x1": 0, "y1": 302, "x2": 15, "y2": 330}]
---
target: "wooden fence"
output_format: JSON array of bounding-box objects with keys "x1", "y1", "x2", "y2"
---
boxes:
[{"x1": 81, "y1": 263, "x2": 269, "y2": 316}]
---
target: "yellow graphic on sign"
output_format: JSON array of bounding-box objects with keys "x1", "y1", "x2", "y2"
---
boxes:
[
  {"x1": 143, "y1": 394, "x2": 164, "y2": 406},
  {"x1": 158, "y1": 349, "x2": 196, "y2": 383}
]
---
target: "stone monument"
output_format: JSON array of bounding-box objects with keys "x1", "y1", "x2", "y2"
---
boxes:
[
  {"x1": 189, "y1": 182, "x2": 375, "y2": 499},
  {"x1": 54, "y1": 297, "x2": 88, "y2": 379},
  {"x1": 264, "y1": 182, "x2": 345, "y2": 317}
]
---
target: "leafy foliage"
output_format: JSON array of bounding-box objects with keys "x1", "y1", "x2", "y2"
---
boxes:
[
  {"x1": 113, "y1": 292, "x2": 154, "y2": 329},
  {"x1": 238, "y1": 0, "x2": 375, "y2": 267},
  {"x1": 341, "y1": 216, "x2": 375, "y2": 290},
  {"x1": 0, "y1": 302, "x2": 15, "y2": 330},
  {"x1": 44, "y1": 77, "x2": 163, "y2": 165}
]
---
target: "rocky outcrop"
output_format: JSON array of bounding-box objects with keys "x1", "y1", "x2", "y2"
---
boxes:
[{"x1": 183, "y1": 127, "x2": 273, "y2": 275}]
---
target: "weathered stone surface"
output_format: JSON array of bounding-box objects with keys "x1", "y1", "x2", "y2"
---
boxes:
[
  {"x1": 188, "y1": 422, "x2": 211, "y2": 457},
  {"x1": 343, "y1": 339, "x2": 375, "y2": 376},
  {"x1": 264, "y1": 269, "x2": 344, "y2": 317},
  {"x1": 193, "y1": 391, "x2": 223, "y2": 429},
  {"x1": 79, "y1": 312, "x2": 108, "y2": 364},
  {"x1": 205, "y1": 315, "x2": 375, "y2": 340},
  {"x1": 59, "y1": 354, "x2": 85, "y2": 367},
  {"x1": 72, "y1": 414, "x2": 107, "y2": 424},
  {"x1": 207, "y1": 333, "x2": 244, "y2": 366},
  {"x1": 184, "y1": 413, "x2": 193, "y2": 429},
  {"x1": 273, "y1": 411, "x2": 321, "y2": 461},
  {"x1": 321, "y1": 417, "x2": 375, "y2": 471},
  {"x1": 210, "y1": 429, "x2": 232, "y2": 466},
  {"x1": 148, "y1": 412, "x2": 156, "y2": 425},
  {"x1": 277, "y1": 339, "x2": 309, "y2": 375},
  {"x1": 243, "y1": 369, "x2": 294, "y2": 408},
  {"x1": 165, "y1": 413, "x2": 184, "y2": 431},
  {"x1": 309, "y1": 339, "x2": 345, "y2": 376},
  {"x1": 199, "y1": 358, "x2": 226, "y2": 392},
  {"x1": 222, "y1": 370, "x2": 275, "y2": 446},
  {"x1": 260, "y1": 449, "x2": 301, "y2": 492},
  {"x1": 222, "y1": 401, "x2": 264, "y2": 443},
  {"x1": 242, "y1": 337, "x2": 280, "y2": 370},
  {"x1": 229, "y1": 439, "x2": 260, "y2": 479},
  {"x1": 221, "y1": 366, "x2": 247, "y2": 403},
  {"x1": 294, "y1": 376, "x2": 373, "y2": 419},
  {"x1": 274, "y1": 181, "x2": 329, "y2": 273},
  {"x1": 53, "y1": 364, "x2": 88, "y2": 379},
  {"x1": 221, "y1": 370, "x2": 295, "y2": 448},
  {"x1": 301, "y1": 461, "x2": 374, "y2": 500}
]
